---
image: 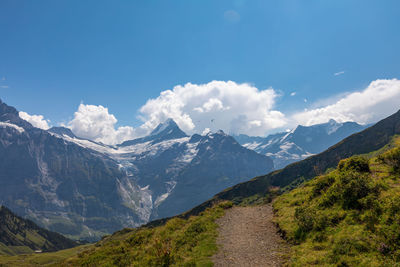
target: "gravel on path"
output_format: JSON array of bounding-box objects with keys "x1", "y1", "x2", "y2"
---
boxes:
[{"x1": 212, "y1": 204, "x2": 289, "y2": 267}]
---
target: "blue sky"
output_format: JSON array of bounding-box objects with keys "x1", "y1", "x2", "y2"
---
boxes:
[{"x1": 1, "y1": 1, "x2": 400, "y2": 143}]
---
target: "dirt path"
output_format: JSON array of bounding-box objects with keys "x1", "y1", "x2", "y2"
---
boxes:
[{"x1": 212, "y1": 204, "x2": 288, "y2": 267}]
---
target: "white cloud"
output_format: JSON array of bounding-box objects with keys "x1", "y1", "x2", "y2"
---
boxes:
[
  {"x1": 0, "y1": 85, "x2": 8, "y2": 89},
  {"x1": 68, "y1": 104, "x2": 137, "y2": 145},
  {"x1": 58, "y1": 78, "x2": 400, "y2": 144},
  {"x1": 19, "y1": 111, "x2": 50, "y2": 130},
  {"x1": 334, "y1": 71, "x2": 345, "y2": 76},
  {"x1": 293, "y1": 79, "x2": 400, "y2": 126},
  {"x1": 202, "y1": 128, "x2": 211, "y2": 135},
  {"x1": 290, "y1": 92, "x2": 296, "y2": 96},
  {"x1": 137, "y1": 80, "x2": 287, "y2": 136}
]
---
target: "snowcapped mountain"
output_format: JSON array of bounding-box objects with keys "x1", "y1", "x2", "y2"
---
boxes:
[
  {"x1": 119, "y1": 118, "x2": 188, "y2": 146},
  {"x1": 234, "y1": 119, "x2": 368, "y2": 169},
  {"x1": 51, "y1": 119, "x2": 274, "y2": 221},
  {"x1": 0, "y1": 99, "x2": 273, "y2": 240}
]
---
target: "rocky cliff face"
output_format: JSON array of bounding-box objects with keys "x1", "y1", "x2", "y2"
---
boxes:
[{"x1": 0, "y1": 100, "x2": 148, "y2": 241}]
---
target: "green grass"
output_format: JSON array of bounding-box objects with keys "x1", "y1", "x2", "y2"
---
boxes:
[
  {"x1": 0, "y1": 245, "x2": 90, "y2": 266},
  {"x1": 0, "y1": 243, "x2": 34, "y2": 256},
  {"x1": 273, "y1": 138, "x2": 400, "y2": 266},
  {"x1": 50, "y1": 201, "x2": 233, "y2": 267}
]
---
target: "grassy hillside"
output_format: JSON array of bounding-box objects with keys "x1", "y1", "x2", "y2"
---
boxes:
[
  {"x1": 0, "y1": 245, "x2": 89, "y2": 266},
  {"x1": 273, "y1": 137, "x2": 400, "y2": 266},
  {"x1": 0, "y1": 206, "x2": 78, "y2": 256},
  {"x1": 52, "y1": 201, "x2": 233, "y2": 267}
]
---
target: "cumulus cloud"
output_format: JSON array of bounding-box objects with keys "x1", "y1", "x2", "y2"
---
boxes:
[
  {"x1": 292, "y1": 79, "x2": 400, "y2": 126},
  {"x1": 62, "y1": 78, "x2": 400, "y2": 144},
  {"x1": 290, "y1": 92, "x2": 296, "y2": 96},
  {"x1": 19, "y1": 111, "x2": 50, "y2": 130},
  {"x1": 137, "y1": 80, "x2": 287, "y2": 136},
  {"x1": 202, "y1": 128, "x2": 211, "y2": 135},
  {"x1": 68, "y1": 104, "x2": 137, "y2": 145}
]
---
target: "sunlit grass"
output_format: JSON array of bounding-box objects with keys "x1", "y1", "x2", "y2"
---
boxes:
[
  {"x1": 55, "y1": 201, "x2": 233, "y2": 267},
  {"x1": 274, "y1": 139, "x2": 400, "y2": 266}
]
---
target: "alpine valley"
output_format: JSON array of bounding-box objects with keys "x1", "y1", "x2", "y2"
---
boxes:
[{"x1": 0, "y1": 99, "x2": 273, "y2": 241}]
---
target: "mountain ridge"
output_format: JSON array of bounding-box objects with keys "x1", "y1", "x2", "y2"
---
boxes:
[
  {"x1": 234, "y1": 119, "x2": 368, "y2": 168},
  {"x1": 119, "y1": 118, "x2": 188, "y2": 147},
  {"x1": 0, "y1": 205, "x2": 78, "y2": 255}
]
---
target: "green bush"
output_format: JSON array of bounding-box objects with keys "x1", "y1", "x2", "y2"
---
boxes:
[
  {"x1": 218, "y1": 201, "x2": 233, "y2": 209},
  {"x1": 338, "y1": 156, "x2": 370, "y2": 173},
  {"x1": 339, "y1": 172, "x2": 378, "y2": 210},
  {"x1": 311, "y1": 174, "x2": 335, "y2": 197},
  {"x1": 320, "y1": 171, "x2": 380, "y2": 210},
  {"x1": 294, "y1": 207, "x2": 315, "y2": 234},
  {"x1": 378, "y1": 147, "x2": 400, "y2": 173}
]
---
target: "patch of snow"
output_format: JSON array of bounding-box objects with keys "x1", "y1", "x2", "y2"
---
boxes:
[
  {"x1": 154, "y1": 181, "x2": 177, "y2": 207},
  {"x1": 116, "y1": 177, "x2": 153, "y2": 223},
  {"x1": 0, "y1": 121, "x2": 25, "y2": 133},
  {"x1": 118, "y1": 137, "x2": 189, "y2": 156},
  {"x1": 279, "y1": 131, "x2": 292, "y2": 142},
  {"x1": 326, "y1": 120, "x2": 343, "y2": 135},
  {"x1": 177, "y1": 142, "x2": 199, "y2": 163},
  {"x1": 279, "y1": 142, "x2": 295, "y2": 151},
  {"x1": 151, "y1": 118, "x2": 174, "y2": 136},
  {"x1": 243, "y1": 141, "x2": 261, "y2": 150}
]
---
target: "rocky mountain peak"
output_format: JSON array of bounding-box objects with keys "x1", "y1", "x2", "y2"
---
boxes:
[
  {"x1": 119, "y1": 118, "x2": 188, "y2": 147},
  {"x1": 150, "y1": 118, "x2": 177, "y2": 135},
  {"x1": 48, "y1": 127, "x2": 77, "y2": 138},
  {"x1": 0, "y1": 99, "x2": 33, "y2": 129},
  {"x1": 150, "y1": 118, "x2": 187, "y2": 138}
]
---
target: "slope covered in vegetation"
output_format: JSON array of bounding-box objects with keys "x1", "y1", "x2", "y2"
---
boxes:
[
  {"x1": 56, "y1": 201, "x2": 233, "y2": 267},
  {"x1": 0, "y1": 206, "x2": 78, "y2": 256},
  {"x1": 273, "y1": 137, "x2": 400, "y2": 266}
]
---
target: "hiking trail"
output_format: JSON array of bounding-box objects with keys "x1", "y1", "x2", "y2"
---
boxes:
[{"x1": 212, "y1": 204, "x2": 289, "y2": 267}]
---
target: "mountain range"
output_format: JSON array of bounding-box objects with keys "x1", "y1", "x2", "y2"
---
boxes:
[
  {"x1": 234, "y1": 119, "x2": 368, "y2": 169},
  {"x1": 0, "y1": 99, "x2": 273, "y2": 241}
]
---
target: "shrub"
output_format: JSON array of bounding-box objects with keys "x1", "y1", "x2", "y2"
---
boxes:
[
  {"x1": 294, "y1": 207, "x2": 315, "y2": 233},
  {"x1": 320, "y1": 170, "x2": 380, "y2": 210},
  {"x1": 378, "y1": 147, "x2": 400, "y2": 173},
  {"x1": 339, "y1": 172, "x2": 378, "y2": 210},
  {"x1": 218, "y1": 201, "x2": 233, "y2": 210},
  {"x1": 338, "y1": 156, "x2": 370, "y2": 173},
  {"x1": 312, "y1": 174, "x2": 335, "y2": 197},
  {"x1": 377, "y1": 195, "x2": 400, "y2": 258}
]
